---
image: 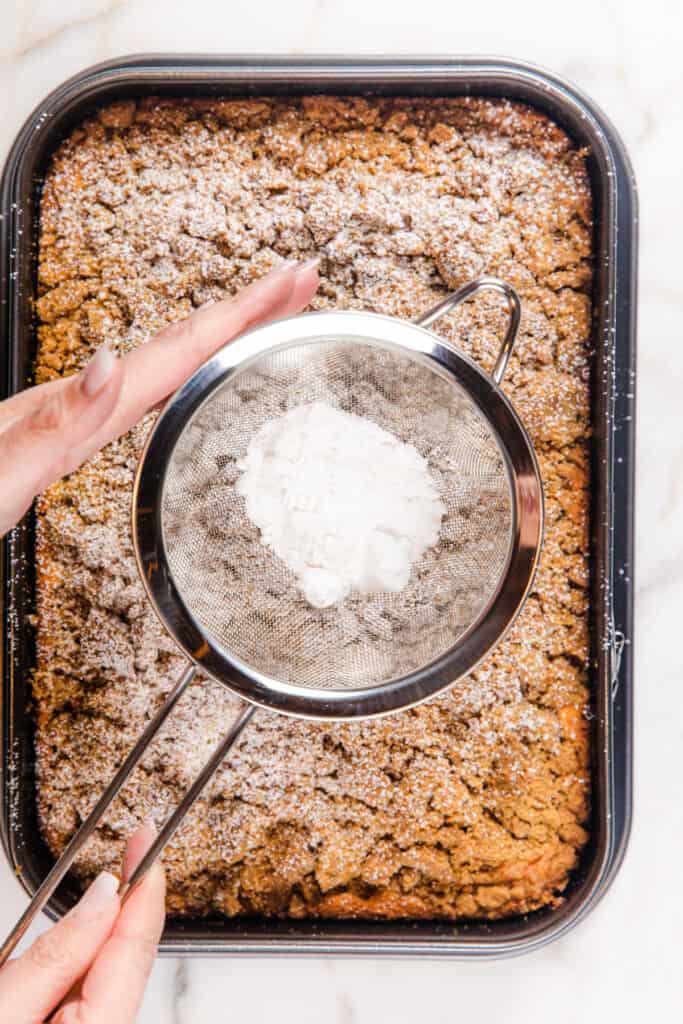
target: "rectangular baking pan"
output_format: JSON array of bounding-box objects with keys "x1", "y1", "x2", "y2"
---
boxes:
[{"x1": 0, "y1": 56, "x2": 636, "y2": 958}]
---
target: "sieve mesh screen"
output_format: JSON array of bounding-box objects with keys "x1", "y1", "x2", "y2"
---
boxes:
[{"x1": 161, "y1": 338, "x2": 513, "y2": 690}]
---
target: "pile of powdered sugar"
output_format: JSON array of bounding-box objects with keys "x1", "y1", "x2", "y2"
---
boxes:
[{"x1": 236, "y1": 401, "x2": 446, "y2": 609}]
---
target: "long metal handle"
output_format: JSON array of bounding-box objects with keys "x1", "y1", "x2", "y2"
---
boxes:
[
  {"x1": 119, "y1": 702, "x2": 256, "y2": 902},
  {"x1": 414, "y1": 276, "x2": 521, "y2": 385},
  {"x1": 0, "y1": 663, "x2": 197, "y2": 966}
]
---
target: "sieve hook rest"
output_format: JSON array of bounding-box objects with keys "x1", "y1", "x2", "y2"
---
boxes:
[{"x1": 414, "y1": 276, "x2": 521, "y2": 386}]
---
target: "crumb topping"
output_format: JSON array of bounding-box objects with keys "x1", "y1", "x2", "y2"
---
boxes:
[{"x1": 33, "y1": 95, "x2": 592, "y2": 920}]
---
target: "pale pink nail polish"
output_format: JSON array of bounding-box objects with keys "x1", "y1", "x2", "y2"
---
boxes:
[
  {"x1": 271, "y1": 258, "x2": 299, "y2": 274},
  {"x1": 133, "y1": 819, "x2": 158, "y2": 845},
  {"x1": 296, "y1": 256, "x2": 321, "y2": 274},
  {"x1": 72, "y1": 870, "x2": 119, "y2": 921},
  {"x1": 81, "y1": 345, "x2": 117, "y2": 397}
]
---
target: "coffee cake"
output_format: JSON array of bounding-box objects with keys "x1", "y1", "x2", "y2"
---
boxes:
[{"x1": 33, "y1": 95, "x2": 592, "y2": 920}]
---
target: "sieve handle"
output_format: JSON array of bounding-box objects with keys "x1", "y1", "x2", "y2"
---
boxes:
[
  {"x1": 414, "y1": 276, "x2": 521, "y2": 386},
  {"x1": 0, "y1": 663, "x2": 197, "y2": 966},
  {"x1": 118, "y1": 702, "x2": 256, "y2": 903}
]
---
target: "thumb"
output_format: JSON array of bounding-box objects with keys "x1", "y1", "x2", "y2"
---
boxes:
[
  {"x1": 60, "y1": 824, "x2": 166, "y2": 1024},
  {"x1": 0, "y1": 871, "x2": 120, "y2": 1023}
]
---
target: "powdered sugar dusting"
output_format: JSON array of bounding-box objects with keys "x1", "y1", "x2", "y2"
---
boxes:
[{"x1": 33, "y1": 95, "x2": 592, "y2": 921}]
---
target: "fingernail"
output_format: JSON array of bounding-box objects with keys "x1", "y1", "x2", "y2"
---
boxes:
[
  {"x1": 72, "y1": 871, "x2": 119, "y2": 921},
  {"x1": 269, "y1": 258, "x2": 299, "y2": 275},
  {"x1": 296, "y1": 256, "x2": 321, "y2": 274},
  {"x1": 137, "y1": 819, "x2": 158, "y2": 844},
  {"x1": 123, "y1": 820, "x2": 157, "y2": 880},
  {"x1": 80, "y1": 344, "x2": 117, "y2": 397}
]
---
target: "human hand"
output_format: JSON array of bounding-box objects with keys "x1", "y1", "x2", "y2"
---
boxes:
[
  {"x1": 0, "y1": 259, "x2": 320, "y2": 1020},
  {"x1": 0, "y1": 258, "x2": 320, "y2": 536},
  {"x1": 0, "y1": 824, "x2": 164, "y2": 1023}
]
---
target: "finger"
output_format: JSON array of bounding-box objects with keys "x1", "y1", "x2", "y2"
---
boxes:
[
  {"x1": 48, "y1": 258, "x2": 320, "y2": 478},
  {"x1": 0, "y1": 261, "x2": 320, "y2": 538},
  {"x1": 0, "y1": 871, "x2": 119, "y2": 1024},
  {"x1": 201, "y1": 257, "x2": 321, "y2": 329},
  {"x1": 0, "y1": 347, "x2": 124, "y2": 536},
  {"x1": 86, "y1": 258, "x2": 319, "y2": 442},
  {"x1": 64, "y1": 826, "x2": 165, "y2": 1024},
  {"x1": 0, "y1": 258, "x2": 318, "y2": 431}
]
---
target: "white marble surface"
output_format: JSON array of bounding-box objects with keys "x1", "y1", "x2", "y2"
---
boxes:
[{"x1": 2, "y1": 0, "x2": 682, "y2": 1020}]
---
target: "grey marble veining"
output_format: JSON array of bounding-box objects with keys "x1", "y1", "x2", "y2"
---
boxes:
[{"x1": 1, "y1": 0, "x2": 682, "y2": 1020}]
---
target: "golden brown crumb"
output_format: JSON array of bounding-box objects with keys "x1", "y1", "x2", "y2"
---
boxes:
[{"x1": 33, "y1": 95, "x2": 591, "y2": 921}]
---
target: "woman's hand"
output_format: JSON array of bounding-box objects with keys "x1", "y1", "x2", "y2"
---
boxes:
[
  {"x1": 0, "y1": 824, "x2": 164, "y2": 1023},
  {"x1": 0, "y1": 260, "x2": 320, "y2": 1020},
  {"x1": 0, "y1": 258, "x2": 320, "y2": 536}
]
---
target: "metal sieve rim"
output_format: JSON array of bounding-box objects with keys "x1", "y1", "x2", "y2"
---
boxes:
[{"x1": 132, "y1": 309, "x2": 543, "y2": 721}]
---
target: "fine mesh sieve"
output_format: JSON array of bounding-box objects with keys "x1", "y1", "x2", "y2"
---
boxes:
[
  {"x1": 136, "y1": 277, "x2": 544, "y2": 721},
  {"x1": 0, "y1": 278, "x2": 543, "y2": 963},
  {"x1": 161, "y1": 339, "x2": 513, "y2": 691}
]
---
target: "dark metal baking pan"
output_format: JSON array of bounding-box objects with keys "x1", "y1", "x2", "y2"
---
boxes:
[{"x1": 0, "y1": 56, "x2": 636, "y2": 958}]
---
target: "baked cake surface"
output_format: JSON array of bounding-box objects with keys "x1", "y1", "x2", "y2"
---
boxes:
[{"x1": 33, "y1": 95, "x2": 592, "y2": 920}]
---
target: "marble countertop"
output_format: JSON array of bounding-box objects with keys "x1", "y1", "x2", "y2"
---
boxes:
[{"x1": 2, "y1": 0, "x2": 681, "y2": 1020}]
